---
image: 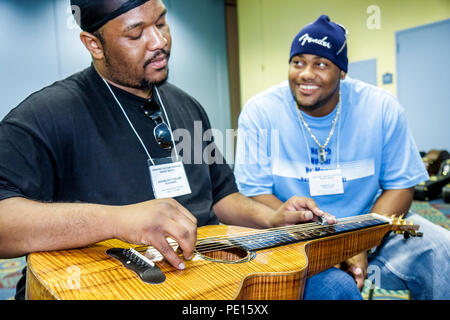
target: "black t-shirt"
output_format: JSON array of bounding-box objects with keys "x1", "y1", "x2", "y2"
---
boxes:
[{"x1": 0, "y1": 65, "x2": 238, "y2": 299}]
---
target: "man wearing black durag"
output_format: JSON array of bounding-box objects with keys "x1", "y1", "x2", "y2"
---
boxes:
[{"x1": 0, "y1": 1, "x2": 362, "y2": 300}]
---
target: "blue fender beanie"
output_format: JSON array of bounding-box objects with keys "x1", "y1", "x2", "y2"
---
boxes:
[{"x1": 289, "y1": 15, "x2": 348, "y2": 73}]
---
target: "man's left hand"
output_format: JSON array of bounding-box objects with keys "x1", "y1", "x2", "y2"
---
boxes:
[
  {"x1": 338, "y1": 251, "x2": 369, "y2": 291},
  {"x1": 271, "y1": 196, "x2": 337, "y2": 227}
]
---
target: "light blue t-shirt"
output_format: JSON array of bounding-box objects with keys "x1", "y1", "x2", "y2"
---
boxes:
[{"x1": 234, "y1": 77, "x2": 429, "y2": 218}]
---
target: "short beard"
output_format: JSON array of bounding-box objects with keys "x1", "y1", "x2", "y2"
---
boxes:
[
  {"x1": 295, "y1": 81, "x2": 340, "y2": 111},
  {"x1": 140, "y1": 49, "x2": 171, "y2": 87},
  {"x1": 99, "y1": 33, "x2": 170, "y2": 90},
  {"x1": 139, "y1": 69, "x2": 170, "y2": 89},
  {"x1": 103, "y1": 54, "x2": 170, "y2": 90}
]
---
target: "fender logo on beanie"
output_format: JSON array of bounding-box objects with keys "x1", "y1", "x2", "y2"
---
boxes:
[
  {"x1": 298, "y1": 34, "x2": 332, "y2": 49},
  {"x1": 290, "y1": 14, "x2": 348, "y2": 73}
]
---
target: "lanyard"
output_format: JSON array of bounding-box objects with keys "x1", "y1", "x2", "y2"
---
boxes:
[{"x1": 102, "y1": 79, "x2": 178, "y2": 166}]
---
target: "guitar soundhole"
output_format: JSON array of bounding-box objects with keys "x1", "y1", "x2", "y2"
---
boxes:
[{"x1": 196, "y1": 247, "x2": 253, "y2": 264}]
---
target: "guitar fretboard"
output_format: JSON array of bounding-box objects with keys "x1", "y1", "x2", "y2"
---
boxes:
[{"x1": 227, "y1": 216, "x2": 388, "y2": 252}]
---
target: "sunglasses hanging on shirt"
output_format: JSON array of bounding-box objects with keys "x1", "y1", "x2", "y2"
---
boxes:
[
  {"x1": 102, "y1": 78, "x2": 192, "y2": 199},
  {"x1": 140, "y1": 99, "x2": 174, "y2": 151}
]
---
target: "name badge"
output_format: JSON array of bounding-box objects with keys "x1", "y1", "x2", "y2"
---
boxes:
[
  {"x1": 148, "y1": 158, "x2": 192, "y2": 199},
  {"x1": 308, "y1": 169, "x2": 344, "y2": 197}
]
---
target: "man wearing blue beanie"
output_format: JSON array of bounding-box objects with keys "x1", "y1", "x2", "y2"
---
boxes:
[
  {"x1": 289, "y1": 14, "x2": 348, "y2": 72},
  {"x1": 235, "y1": 15, "x2": 450, "y2": 299}
]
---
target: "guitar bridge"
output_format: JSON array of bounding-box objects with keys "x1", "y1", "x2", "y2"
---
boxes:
[{"x1": 107, "y1": 248, "x2": 166, "y2": 284}]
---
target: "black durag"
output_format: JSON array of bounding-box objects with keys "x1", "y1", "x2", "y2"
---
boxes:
[{"x1": 71, "y1": 0, "x2": 151, "y2": 33}]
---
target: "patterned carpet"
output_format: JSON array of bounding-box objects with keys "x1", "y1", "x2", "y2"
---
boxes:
[
  {"x1": 0, "y1": 257, "x2": 25, "y2": 300},
  {"x1": 1, "y1": 200, "x2": 449, "y2": 300},
  {"x1": 361, "y1": 200, "x2": 449, "y2": 300}
]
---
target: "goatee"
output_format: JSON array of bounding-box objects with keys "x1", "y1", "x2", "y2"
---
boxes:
[{"x1": 140, "y1": 70, "x2": 170, "y2": 89}]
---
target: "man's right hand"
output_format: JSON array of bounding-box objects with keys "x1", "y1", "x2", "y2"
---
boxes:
[{"x1": 111, "y1": 199, "x2": 198, "y2": 270}]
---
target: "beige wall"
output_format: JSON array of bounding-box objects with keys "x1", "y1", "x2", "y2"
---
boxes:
[{"x1": 237, "y1": 0, "x2": 450, "y2": 106}]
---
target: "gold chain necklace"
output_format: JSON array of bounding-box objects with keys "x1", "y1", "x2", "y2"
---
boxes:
[{"x1": 297, "y1": 96, "x2": 341, "y2": 164}]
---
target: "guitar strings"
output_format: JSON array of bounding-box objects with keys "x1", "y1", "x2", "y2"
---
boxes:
[
  {"x1": 194, "y1": 214, "x2": 408, "y2": 253},
  {"x1": 137, "y1": 213, "x2": 386, "y2": 256},
  {"x1": 193, "y1": 214, "x2": 382, "y2": 253},
  {"x1": 195, "y1": 214, "x2": 378, "y2": 244},
  {"x1": 138, "y1": 214, "x2": 382, "y2": 255},
  {"x1": 137, "y1": 214, "x2": 381, "y2": 256}
]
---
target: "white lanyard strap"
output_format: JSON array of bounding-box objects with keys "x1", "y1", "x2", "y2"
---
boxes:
[{"x1": 102, "y1": 79, "x2": 177, "y2": 166}]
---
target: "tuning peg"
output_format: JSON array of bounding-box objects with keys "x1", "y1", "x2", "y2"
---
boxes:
[{"x1": 403, "y1": 230, "x2": 424, "y2": 239}]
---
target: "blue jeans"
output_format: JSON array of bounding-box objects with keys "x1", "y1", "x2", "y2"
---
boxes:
[
  {"x1": 367, "y1": 212, "x2": 450, "y2": 300},
  {"x1": 304, "y1": 267, "x2": 363, "y2": 300}
]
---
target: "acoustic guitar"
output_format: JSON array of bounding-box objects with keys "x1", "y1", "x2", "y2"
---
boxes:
[{"x1": 26, "y1": 213, "x2": 421, "y2": 300}]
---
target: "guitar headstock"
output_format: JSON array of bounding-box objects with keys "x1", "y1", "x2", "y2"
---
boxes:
[{"x1": 390, "y1": 215, "x2": 423, "y2": 239}]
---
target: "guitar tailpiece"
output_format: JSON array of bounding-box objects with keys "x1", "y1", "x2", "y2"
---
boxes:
[{"x1": 107, "y1": 248, "x2": 167, "y2": 284}]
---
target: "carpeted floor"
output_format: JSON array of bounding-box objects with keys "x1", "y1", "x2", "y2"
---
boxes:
[
  {"x1": 0, "y1": 256, "x2": 25, "y2": 300},
  {"x1": 1, "y1": 200, "x2": 449, "y2": 300},
  {"x1": 361, "y1": 200, "x2": 450, "y2": 300},
  {"x1": 429, "y1": 199, "x2": 450, "y2": 220}
]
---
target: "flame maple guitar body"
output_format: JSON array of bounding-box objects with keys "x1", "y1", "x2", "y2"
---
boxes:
[{"x1": 26, "y1": 215, "x2": 401, "y2": 300}]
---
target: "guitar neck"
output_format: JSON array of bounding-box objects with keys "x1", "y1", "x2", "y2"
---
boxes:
[
  {"x1": 305, "y1": 213, "x2": 406, "y2": 277},
  {"x1": 197, "y1": 213, "x2": 391, "y2": 254}
]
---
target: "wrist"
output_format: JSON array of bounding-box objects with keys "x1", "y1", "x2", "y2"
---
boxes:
[
  {"x1": 263, "y1": 209, "x2": 279, "y2": 229},
  {"x1": 106, "y1": 204, "x2": 126, "y2": 240}
]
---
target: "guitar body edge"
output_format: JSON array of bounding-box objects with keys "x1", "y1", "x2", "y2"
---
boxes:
[
  {"x1": 26, "y1": 225, "x2": 310, "y2": 300},
  {"x1": 25, "y1": 223, "x2": 393, "y2": 300},
  {"x1": 26, "y1": 255, "x2": 59, "y2": 300},
  {"x1": 304, "y1": 224, "x2": 392, "y2": 277},
  {"x1": 233, "y1": 245, "x2": 309, "y2": 300}
]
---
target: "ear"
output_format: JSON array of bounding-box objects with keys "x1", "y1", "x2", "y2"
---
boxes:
[
  {"x1": 79, "y1": 32, "x2": 105, "y2": 61},
  {"x1": 340, "y1": 71, "x2": 347, "y2": 80}
]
